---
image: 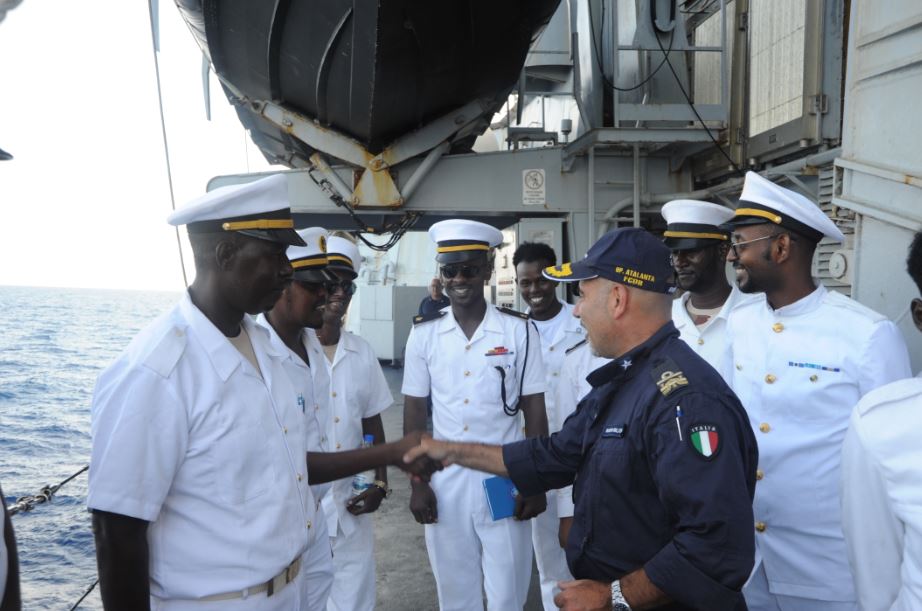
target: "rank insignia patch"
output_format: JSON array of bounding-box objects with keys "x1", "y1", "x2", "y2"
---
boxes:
[
  {"x1": 651, "y1": 357, "x2": 689, "y2": 397},
  {"x1": 689, "y1": 424, "x2": 720, "y2": 459}
]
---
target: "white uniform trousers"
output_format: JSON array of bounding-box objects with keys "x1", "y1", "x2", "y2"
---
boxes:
[
  {"x1": 326, "y1": 514, "x2": 375, "y2": 611},
  {"x1": 530, "y1": 494, "x2": 573, "y2": 610},
  {"x1": 744, "y1": 564, "x2": 857, "y2": 611},
  {"x1": 425, "y1": 469, "x2": 533, "y2": 611},
  {"x1": 150, "y1": 540, "x2": 334, "y2": 611}
]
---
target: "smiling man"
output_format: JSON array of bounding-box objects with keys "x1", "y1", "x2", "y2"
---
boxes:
[
  {"x1": 661, "y1": 199, "x2": 756, "y2": 377},
  {"x1": 403, "y1": 219, "x2": 548, "y2": 611},
  {"x1": 513, "y1": 241, "x2": 579, "y2": 610},
  {"x1": 405, "y1": 227, "x2": 759, "y2": 611},
  {"x1": 723, "y1": 172, "x2": 911, "y2": 611},
  {"x1": 309, "y1": 235, "x2": 393, "y2": 611}
]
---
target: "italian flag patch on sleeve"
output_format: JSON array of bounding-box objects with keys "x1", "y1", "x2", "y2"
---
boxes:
[{"x1": 689, "y1": 424, "x2": 720, "y2": 459}]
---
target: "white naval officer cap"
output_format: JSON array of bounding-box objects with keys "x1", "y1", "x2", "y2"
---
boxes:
[
  {"x1": 723, "y1": 172, "x2": 845, "y2": 243},
  {"x1": 326, "y1": 235, "x2": 362, "y2": 278},
  {"x1": 428, "y1": 219, "x2": 503, "y2": 264},
  {"x1": 661, "y1": 199, "x2": 734, "y2": 250},
  {"x1": 167, "y1": 174, "x2": 305, "y2": 246},
  {"x1": 288, "y1": 227, "x2": 334, "y2": 282}
]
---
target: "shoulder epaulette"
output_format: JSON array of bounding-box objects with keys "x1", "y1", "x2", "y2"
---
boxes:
[
  {"x1": 565, "y1": 338, "x2": 588, "y2": 355},
  {"x1": 413, "y1": 310, "x2": 447, "y2": 325},
  {"x1": 142, "y1": 325, "x2": 188, "y2": 378},
  {"x1": 496, "y1": 306, "x2": 529, "y2": 320},
  {"x1": 650, "y1": 356, "x2": 689, "y2": 397}
]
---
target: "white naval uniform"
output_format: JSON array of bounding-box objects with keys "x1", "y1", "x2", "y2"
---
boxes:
[
  {"x1": 552, "y1": 340, "x2": 612, "y2": 521},
  {"x1": 0, "y1": 498, "x2": 6, "y2": 605},
  {"x1": 88, "y1": 292, "x2": 331, "y2": 611},
  {"x1": 841, "y1": 373, "x2": 922, "y2": 611},
  {"x1": 726, "y1": 284, "x2": 911, "y2": 610},
  {"x1": 402, "y1": 305, "x2": 546, "y2": 611},
  {"x1": 527, "y1": 303, "x2": 580, "y2": 611},
  {"x1": 305, "y1": 329, "x2": 393, "y2": 611},
  {"x1": 672, "y1": 286, "x2": 759, "y2": 379}
]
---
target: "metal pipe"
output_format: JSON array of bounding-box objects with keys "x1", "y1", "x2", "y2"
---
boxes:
[
  {"x1": 599, "y1": 147, "x2": 843, "y2": 231},
  {"x1": 632, "y1": 144, "x2": 641, "y2": 227},
  {"x1": 588, "y1": 146, "x2": 596, "y2": 243},
  {"x1": 402, "y1": 141, "x2": 450, "y2": 201}
]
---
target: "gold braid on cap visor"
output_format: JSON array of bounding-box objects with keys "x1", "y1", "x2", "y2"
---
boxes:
[
  {"x1": 221, "y1": 219, "x2": 295, "y2": 231},
  {"x1": 733, "y1": 208, "x2": 782, "y2": 224},
  {"x1": 291, "y1": 257, "x2": 329, "y2": 269},
  {"x1": 436, "y1": 244, "x2": 490, "y2": 253},
  {"x1": 662, "y1": 231, "x2": 728, "y2": 240}
]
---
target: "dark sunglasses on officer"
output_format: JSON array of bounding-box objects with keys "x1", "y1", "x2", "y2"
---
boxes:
[{"x1": 439, "y1": 264, "x2": 483, "y2": 279}]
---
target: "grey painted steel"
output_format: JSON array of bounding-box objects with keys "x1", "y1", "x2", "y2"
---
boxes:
[{"x1": 833, "y1": 0, "x2": 922, "y2": 370}]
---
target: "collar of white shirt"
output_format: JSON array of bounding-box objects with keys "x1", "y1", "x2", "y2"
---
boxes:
[
  {"x1": 766, "y1": 282, "x2": 827, "y2": 317},
  {"x1": 179, "y1": 293, "x2": 284, "y2": 381}
]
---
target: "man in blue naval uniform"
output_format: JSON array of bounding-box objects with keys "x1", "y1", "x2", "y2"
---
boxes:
[{"x1": 405, "y1": 228, "x2": 758, "y2": 611}]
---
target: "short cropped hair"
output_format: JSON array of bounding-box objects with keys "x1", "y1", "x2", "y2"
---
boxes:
[
  {"x1": 907, "y1": 232, "x2": 922, "y2": 294},
  {"x1": 513, "y1": 242, "x2": 557, "y2": 269}
]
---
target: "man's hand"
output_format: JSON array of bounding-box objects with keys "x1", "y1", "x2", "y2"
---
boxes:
[
  {"x1": 558, "y1": 516, "x2": 573, "y2": 548},
  {"x1": 346, "y1": 485, "x2": 385, "y2": 515},
  {"x1": 409, "y1": 480, "x2": 438, "y2": 524},
  {"x1": 514, "y1": 492, "x2": 547, "y2": 520},
  {"x1": 394, "y1": 431, "x2": 443, "y2": 481},
  {"x1": 553, "y1": 579, "x2": 611, "y2": 611},
  {"x1": 403, "y1": 434, "x2": 454, "y2": 466}
]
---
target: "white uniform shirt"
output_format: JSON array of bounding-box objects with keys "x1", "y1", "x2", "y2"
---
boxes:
[
  {"x1": 403, "y1": 306, "x2": 546, "y2": 513},
  {"x1": 841, "y1": 373, "x2": 922, "y2": 611},
  {"x1": 553, "y1": 340, "x2": 612, "y2": 518},
  {"x1": 256, "y1": 314, "x2": 332, "y2": 506},
  {"x1": 305, "y1": 329, "x2": 393, "y2": 537},
  {"x1": 528, "y1": 302, "x2": 584, "y2": 434},
  {"x1": 88, "y1": 292, "x2": 324, "y2": 600},
  {"x1": 672, "y1": 286, "x2": 757, "y2": 378},
  {"x1": 727, "y1": 283, "x2": 911, "y2": 602}
]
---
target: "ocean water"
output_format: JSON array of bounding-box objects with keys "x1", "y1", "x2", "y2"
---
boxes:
[{"x1": 0, "y1": 285, "x2": 180, "y2": 610}]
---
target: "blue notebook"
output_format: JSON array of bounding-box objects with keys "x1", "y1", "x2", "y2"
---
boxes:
[{"x1": 483, "y1": 476, "x2": 518, "y2": 521}]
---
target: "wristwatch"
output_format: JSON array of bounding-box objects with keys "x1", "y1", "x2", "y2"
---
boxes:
[
  {"x1": 372, "y1": 480, "x2": 391, "y2": 498},
  {"x1": 610, "y1": 580, "x2": 632, "y2": 611}
]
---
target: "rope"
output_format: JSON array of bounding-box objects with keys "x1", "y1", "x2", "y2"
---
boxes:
[
  {"x1": 68, "y1": 578, "x2": 99, "y2": 611},
  {"x1": 7, "y1": 465, "x2": 88, "y2": 516},
  {"x1": 147, "y1": 0, "x2": 190, "y2": 288}
]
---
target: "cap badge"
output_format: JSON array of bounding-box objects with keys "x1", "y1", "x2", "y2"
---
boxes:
[
  {"x1": 319, "y1": 235, "x2": 327, "y2": 253},
  {"x1": 545, "y1": 263, "x2": 572, "y2": 278},
  {"x1": 689, "y1": 424, "x2": 720, "y2": 459}
]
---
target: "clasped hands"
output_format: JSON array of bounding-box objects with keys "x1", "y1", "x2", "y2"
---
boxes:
[{"x1": 392, "y1": 431, "x2": 445, "y2": 482}]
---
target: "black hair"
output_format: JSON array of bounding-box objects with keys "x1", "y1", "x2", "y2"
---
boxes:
[
  {"x1": 907, "y1": 232, "x2": 922, "y2": 294},
  {"x1": 512, "y1": 242, "x2": 557, "y2": 269}
]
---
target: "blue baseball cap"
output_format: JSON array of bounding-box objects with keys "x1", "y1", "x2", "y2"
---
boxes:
[{"x1": 542, "y1": 227, "x2": 676, "y2": 294}]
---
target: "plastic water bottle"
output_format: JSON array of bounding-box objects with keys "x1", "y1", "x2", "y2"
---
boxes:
[{"x1": 351, "y1": 434, "x2": 375, "y2": 496}]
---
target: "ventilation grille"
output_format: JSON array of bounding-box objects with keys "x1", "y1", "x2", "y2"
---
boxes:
[{"x1": 813, "y1": 164, "x2": 855, "y2": 296}]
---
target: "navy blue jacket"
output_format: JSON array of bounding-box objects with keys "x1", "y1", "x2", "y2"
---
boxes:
[{"x1": 504, "y1": 322, "x2": 757, "y2": 611}]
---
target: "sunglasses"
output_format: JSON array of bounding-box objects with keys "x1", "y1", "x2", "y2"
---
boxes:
[
  {"x1": 326, "y1": 280, "x2": 356, "y2": 295},
  {"x1": 728, "y1": 232, "x2": 782, "y2": 258},
  {"x1": 295, "y1": 280, "x2": 355, "y2": 296},
  {"x1": 440, "y1": 264, "x2": 483, "y2": 279}
]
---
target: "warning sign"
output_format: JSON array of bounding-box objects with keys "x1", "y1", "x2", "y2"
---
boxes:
[{"x1": 522, "y1": 169, "x2": 546, "y2": 206}]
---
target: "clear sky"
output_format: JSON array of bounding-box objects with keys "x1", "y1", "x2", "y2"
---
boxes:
[{"x1": 0, "y1": 0, "x2": 279, "y2": 291}]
